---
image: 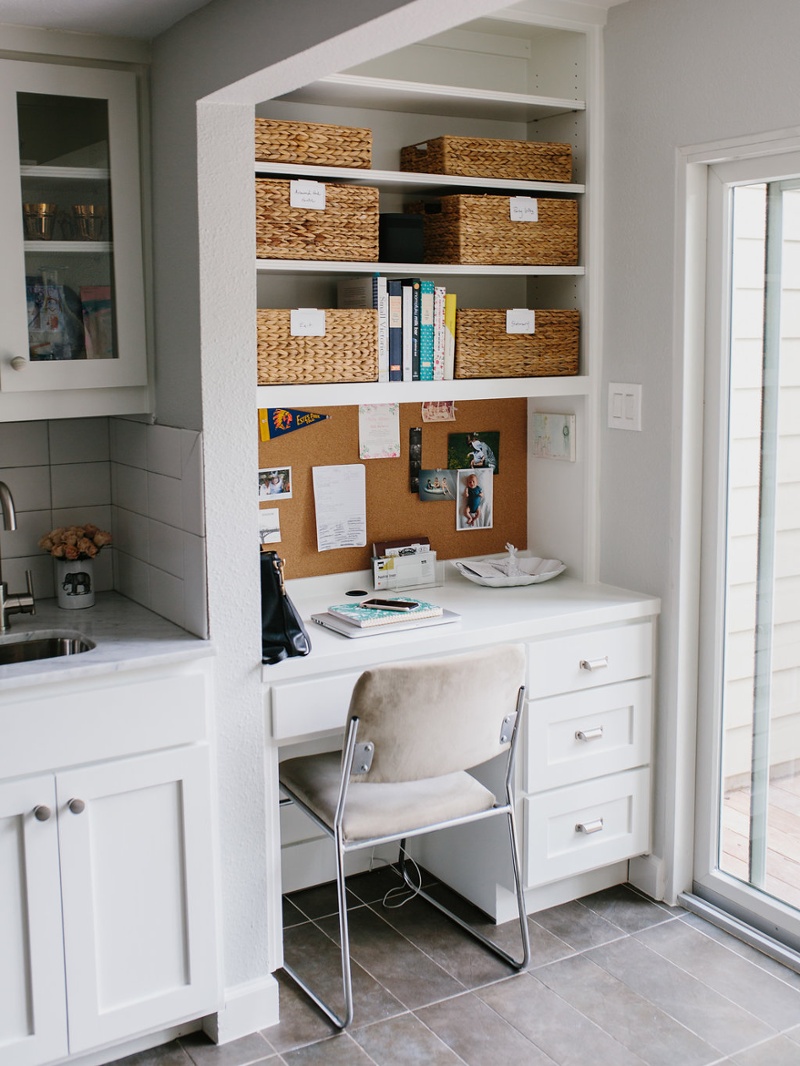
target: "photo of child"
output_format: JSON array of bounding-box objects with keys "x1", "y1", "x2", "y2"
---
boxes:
[
  {"x1": 419, "y1": 469, "x2": 457, "y2": 501},
  {"x1": 457, "y1": 468, "x2": 493, "y2": 530},
  {"x1": 258, "y1": 467, "x2": 292, "y2": 499},
  {"x1": 448, "y1": 431, "x2": 500, "y2": 474}
]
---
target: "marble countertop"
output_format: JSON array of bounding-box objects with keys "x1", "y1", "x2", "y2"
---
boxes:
[{"x1": 0, "y1": 592, "x2": 213, "y2": 693}]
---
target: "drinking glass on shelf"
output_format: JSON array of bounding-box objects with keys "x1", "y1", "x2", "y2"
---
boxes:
[{"x1": 23, "y1": 203, "x2": 58, "y2": 240}]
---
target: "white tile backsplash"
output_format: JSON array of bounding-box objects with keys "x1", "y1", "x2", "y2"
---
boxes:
[
  {"x1": 1, "y1": 417, "x2": 207, "y2": 638},
  {"x1": 0, "y1": 421, "x2": 49, "y2": 466}
]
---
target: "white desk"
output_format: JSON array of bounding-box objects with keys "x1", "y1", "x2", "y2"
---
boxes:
[{"x1": 264, "y1": 565, "x2": 660, "y2": 920}]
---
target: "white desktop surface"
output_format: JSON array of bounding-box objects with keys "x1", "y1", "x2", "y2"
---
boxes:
[{"x1": 262, "y1": 564, "x2": 660, "y2": 685}]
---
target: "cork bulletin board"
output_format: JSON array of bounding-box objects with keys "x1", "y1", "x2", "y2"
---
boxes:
[{"x1": 257, "y1": 399, "x2": 527, "y2": 579}]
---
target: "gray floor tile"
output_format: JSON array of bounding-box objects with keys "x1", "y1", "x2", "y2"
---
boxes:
[
  {"x1": 529, "y1": 899, "x2": 629, "y2": 951},
  {"x1": 280, "y1": 1032, "x2": 373, "y2": 1065},
  {"x1": 180, "y1": 1032, "x2": 274, "y2": 1066},
  {"x1": 282, "y1": 897, "x2": 306, "y2": 930},
  {"x1": 586, "y1": 935, "x2": 775, "y2": 1056},
  {"x1": 730, "y1": 1035, "x2": 800, "y2": 1065},
  {"x1": 635, "y1": 919, "x2": 800, "y2": 1030},
  {"x1": 680, "y1": 912, "x2": 800, "y2": 989},
  {"x1": 578, "y1": 883, "x2": 677, "y2": 933},
  {"x1": 261, "y1": 971, "x2": 338, "y2": 1053},
  {"x1": 351, "y1": 1011, "x2": 464, "y2": 1065},
  {"x1": 536, "y1": 953, "x2": 720, "y2": 1066},
  {"x1": 282, "y1": 921, "x2": 405, "y2": 1030},
  {"x1": 477, "y1": 970, "x2": 648, "y2": 1066},
  {"x1": 285, "y1": 881, "x2": 362, "y2": 921},
  {"x1": 317, "y1": 904, "x2": 466, "y2": 1010},
  {"x1": 110, "y1": 1041, "x2": 194, "y2": 1066},
  {"x1": 416, "y1": 990, "x2": 558, "y2": 1065}
]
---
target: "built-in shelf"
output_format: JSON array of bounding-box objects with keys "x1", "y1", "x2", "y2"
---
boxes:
[
  {"x1": 257, "y1": 375, "x2": 589, "y2": 409},
  {"x1": 279, "y1": 73, "x2": 585, "y2": 123},
  {"x1": 25, "y1": 241, "x2": 112, "y2": 253},
  {"x1": 256, "y1": 259, "x2": 584, "y2": 277},
  {"x1": 21, "y1": 165, "x2": 110, "y2": 181},
  {"x1": 254, "y1": 162, "x2": 584, "y2": 197}
]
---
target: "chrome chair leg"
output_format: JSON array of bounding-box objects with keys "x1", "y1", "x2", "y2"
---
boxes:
[{"x1": 397, "y1": 811, "x2": 531, "y2": 970}]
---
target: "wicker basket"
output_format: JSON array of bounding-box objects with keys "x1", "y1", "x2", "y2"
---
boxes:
[
  {"x1": 400, "y1": 135, "x2": 572, "y2": 183},
  {"x1": 454, "y1": 309, "x2": 579, "y2": 378},
  {"x1": 255, "y1": 118, "x2": 372, "y2": 169},
  {"x1": 256, "y1": 309, "x2": 378, "y2": 385},
  {"x1": 407, "y1": 195, "x2": 578, "y2": 266},
  {"x1": 255, "y1": 179, "x2": 379, "y2": 261}
]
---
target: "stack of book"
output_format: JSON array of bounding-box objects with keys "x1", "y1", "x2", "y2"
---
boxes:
[
  {"x1": 327, "y1": 598, "x2": 443, "y2": 628},
  {"x1": 338, "y1": 275, "x2": 456, "y2": 383}
]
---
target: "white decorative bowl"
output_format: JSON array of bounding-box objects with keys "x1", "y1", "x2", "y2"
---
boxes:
[{"x1": 453, "y1": 557, "x2": 566, "y2": 588}]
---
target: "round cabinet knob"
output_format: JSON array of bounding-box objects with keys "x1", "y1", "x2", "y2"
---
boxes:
[
  {"x1": 68, "y1": 798, "x2": 86, "y2": 814},
  {"x1": 33, "y1": 804, "x2": 52, "y2": 821},
  {"x1": 10, "y1": 356, "x2": 27, "y2": 372}
]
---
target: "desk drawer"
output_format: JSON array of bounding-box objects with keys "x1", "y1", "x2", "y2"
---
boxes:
[
  {"x1": 270, "y1": 671, "x2": 360, "y2": 740},
  {"x1": 523, "y1": 767, "x2": 650, "y2": 887},
  {"x1": 524, "y1": 678, "x2": 652, "y2": 792},
  {"x1": 527, "y1": 621, "x2": 653, "y2": 699}
]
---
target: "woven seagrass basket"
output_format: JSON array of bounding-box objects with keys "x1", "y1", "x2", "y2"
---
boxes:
[
  {"x1": 255, "y1": 179, "x2": 379, "y2": 261},
  {"x1": 400, "y1": 135, "x2": 572, "y2": 183},
  {"x1": 255, "y1": 118, "x2": 372, "y2": 169},
  {"x1": 406, "y1": 195, "x2": 578, "y2": 266},
  {"x1": 256, "y1": 309, "x2": 378, "y2": 385},
  {"x1": 454, "y1": 309, "x2": 579, "y2": 378}
]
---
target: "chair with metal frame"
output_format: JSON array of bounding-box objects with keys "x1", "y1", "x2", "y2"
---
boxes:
[{"x1": 278, "y1": 642, "x2": 531, "y2": 1028}]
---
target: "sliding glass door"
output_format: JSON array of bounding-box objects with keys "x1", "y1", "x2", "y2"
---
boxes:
[{"x1": 694, "y1": 152, "x2": 800, "y2": 945}]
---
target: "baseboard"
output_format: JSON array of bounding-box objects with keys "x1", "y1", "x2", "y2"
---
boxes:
[
  {"x1": 202, "y1": 974, "x2": 280, "y2": 1044},
  {"x1": 628, "y1": 853, "x2": 666, "y2": 902}
]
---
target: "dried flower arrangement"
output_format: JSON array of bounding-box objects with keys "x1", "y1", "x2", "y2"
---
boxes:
[{"x1": 39, "y1": 523, "x2": 112, "y2": 561}]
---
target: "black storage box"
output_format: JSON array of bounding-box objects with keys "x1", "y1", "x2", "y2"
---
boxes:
[{"x1": 379, "y1": 213, "x2": 424, "y2": 262}]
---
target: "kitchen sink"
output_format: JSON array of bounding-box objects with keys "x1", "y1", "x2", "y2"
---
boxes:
[{"x1": 0, "y1": 633, "x2": 96, "y2": 666}]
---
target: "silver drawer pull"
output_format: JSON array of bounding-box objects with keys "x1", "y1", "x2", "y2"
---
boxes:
[
  {"x1": 575, "y1": 726, "x2": 604, "y2": 742},
  {"x1": 575, "y1": 818, "x2": 604, "y2": 835},
  {"x1": 580, "y1": 656, "x2": 608, "y2": 672}
]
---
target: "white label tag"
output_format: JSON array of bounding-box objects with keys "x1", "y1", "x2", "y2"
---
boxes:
[
  {"x1": 509, "y1": 196, "x2": 539, "y2": 222},
  {"x1": 290, "y1": 180, "x2": 326, "y2": 210},
  {"x1": 291, "y1": 308, "x2": 326, "y2": 336},
  {"x1": 506, "y1": 309, "x2": 536, "y2": 334}
]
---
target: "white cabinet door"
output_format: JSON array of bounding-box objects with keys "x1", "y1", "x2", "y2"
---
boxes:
[
  {"x1": 57, "y1": 745, "x2": 219, "y2": 1053},
  {"x1": 0, "y1": 59, "x2": 147, "y2": 415},
  {"x1": 0, "y1": 775, "x2": 68, "y2": 1066}
]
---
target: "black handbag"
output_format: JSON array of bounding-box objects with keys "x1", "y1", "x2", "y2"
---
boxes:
[{"x1": 260, "y1": 550, "x2": 311, "y2": 664}]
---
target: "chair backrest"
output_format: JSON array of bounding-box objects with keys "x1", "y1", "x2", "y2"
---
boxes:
[{"x1": 345, "y1": 643, "x2": 526, "y2": 783}]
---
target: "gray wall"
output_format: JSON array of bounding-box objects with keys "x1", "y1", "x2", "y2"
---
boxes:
[{"x1": 602, "y1": 0, "x2": 800, "y2": 894}]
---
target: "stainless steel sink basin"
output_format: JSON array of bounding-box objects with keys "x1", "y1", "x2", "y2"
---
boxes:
[{"x1": 0, "y1": 633, "x2": 96, "y2": 666}]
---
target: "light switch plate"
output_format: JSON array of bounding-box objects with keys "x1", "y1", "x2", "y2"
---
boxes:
[{"x1": 608, "y1": 383, "x2": 642, "y2": 431}]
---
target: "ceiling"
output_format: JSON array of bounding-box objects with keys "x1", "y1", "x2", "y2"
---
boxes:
[{"x1": 0, "y1": 0, "x2": 629, "y2": 42}]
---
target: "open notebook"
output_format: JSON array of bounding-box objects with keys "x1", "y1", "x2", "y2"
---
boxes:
[{"x1": 310, "y1": 609, "x2": 460, "y2": 639}]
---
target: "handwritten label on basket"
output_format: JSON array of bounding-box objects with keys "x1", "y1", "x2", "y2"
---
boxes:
[
  {"x1": 506, "y1": 309, "x2": 536, "y2": 334},
  {"x1": 290, "y1": 309, "x2": 326, "y2": 336},
  {"x1": 509, "y1": 196, "x2": 539, "y2": 222},
  {"x1": 290, "y1": 180, "x2": 326, "y2": 210}
]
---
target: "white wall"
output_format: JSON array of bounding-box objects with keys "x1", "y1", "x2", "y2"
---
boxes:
[{"x1": 603, "y1": 0, "x2": 800, "y2": 900}]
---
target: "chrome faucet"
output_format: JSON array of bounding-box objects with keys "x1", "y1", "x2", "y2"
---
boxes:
[{"x1": 0, "y1": 481, "x2": 36, "y2": 631}]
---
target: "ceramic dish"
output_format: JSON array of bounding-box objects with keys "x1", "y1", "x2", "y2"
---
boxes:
[{"x1": 453, "y1": 557, "x2": 566, "y2": 587}]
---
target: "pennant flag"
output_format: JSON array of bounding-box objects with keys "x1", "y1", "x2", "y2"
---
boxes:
[{"x1": 259, "y1": 408, "x2": 329, "y2": 442}]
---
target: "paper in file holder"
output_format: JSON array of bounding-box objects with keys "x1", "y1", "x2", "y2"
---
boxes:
[{"x1": 373, "y1": 550, "x2": 442, "y2": 591}]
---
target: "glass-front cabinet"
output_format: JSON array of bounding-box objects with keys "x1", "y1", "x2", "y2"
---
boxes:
[{"x1": 0, "y1": 60, "x2": 148, "y2": 418}]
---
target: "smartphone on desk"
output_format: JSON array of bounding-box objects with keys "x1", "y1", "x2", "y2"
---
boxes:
[{"x1": 360, "y1": 598, "x2": 420, "y2": 612}]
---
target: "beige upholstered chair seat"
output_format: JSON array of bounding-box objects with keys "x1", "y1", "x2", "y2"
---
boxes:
[{"x1": 280, "y1": 751, "x2": 496, "y2": 842}]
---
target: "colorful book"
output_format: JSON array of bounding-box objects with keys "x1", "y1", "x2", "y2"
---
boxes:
[
  {"x1": 326, "y1": 599, "x2": 443, "y2": 628},
  {"x1": 419, "y1": 279, "x2": 435, "y2": 381},
  {"x1": 387, "y1": 279, "x2": 403, "y2": 381},
  {"x1": 443, "y1": 292, "x2": 457, "y2": 380},
  {"x1": 337, "y1": 274, "x2": 389, "y2": 382},
  {"x1": 400, "y1": 277, "x2": 420, "y2": 381}
]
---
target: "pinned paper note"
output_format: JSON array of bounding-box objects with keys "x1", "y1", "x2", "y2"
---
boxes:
[
  {"x1": 506, "y1": 309, "x2": 536, "y2": 334},
  {"x1": 312, "y1": 464, "x2": 366, "y2": 551},
  {"x1": 290, "y1": 180, "x2": 326, "y2": 210},
  {"x1": 509, "y1": 196, "x2": 538, "y2": 222},
  {"x1": 291, "y1": 309, "x2": 326, "y2": 336},
  {"x1": 358, "y1": 403, "x2": 400, "y2": 458}
]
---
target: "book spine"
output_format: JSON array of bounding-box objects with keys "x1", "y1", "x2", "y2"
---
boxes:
[
  {"x1": 401, "y1": 282, "x2": 414, "y2": 382},
  {"x1": 401, "y1": 278, "x2": 420, "y2": 381},
  {"x1": 433, "y1": 285, "x2": 446, "y2": 381},
  {"x1": 387, "y1": 279, "x2": 403, "y2": 381},
  {"x1": 420, "y1": 279, "x2": 435, "y2": 381},
  {"x1": 444, "y1": 292, "x2": 457, "y2": 381},
  {"x1": 374, "y1": 275, "x2": 389, "y2": 383}
]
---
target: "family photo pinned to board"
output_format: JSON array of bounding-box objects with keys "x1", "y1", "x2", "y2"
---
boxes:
[
  {"x1": 448, "y1": 431, "x2": 499, "y2": 473},
  {"x1": 457, "y1": 468, "x2": 494, "y2": 530},
  {"x1": 419, "y1": 469, "x2": 457, "y2": 501},
  {"x1": 259, "y1": 467, "x2": 292, "y2": 499}
]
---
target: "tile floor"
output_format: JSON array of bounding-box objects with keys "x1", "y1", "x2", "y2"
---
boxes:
[{"x1": 109, "y1": 868, "x2": 800, "y2": 1066}]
